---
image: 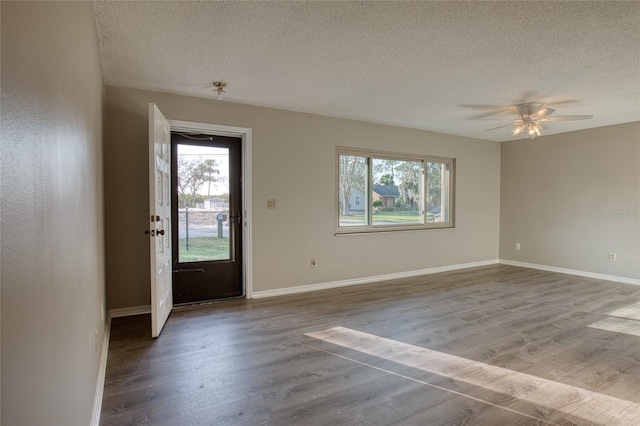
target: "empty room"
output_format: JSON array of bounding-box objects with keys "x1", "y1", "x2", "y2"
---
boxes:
[{"x1": 1, "y1": 1, "x2": 639, "y2": 425}]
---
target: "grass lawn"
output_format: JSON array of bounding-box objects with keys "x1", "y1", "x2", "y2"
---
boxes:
[
  {"x1": 178, "y1": 237, "x2": 229, "y2": 262},
  {"x1": 373, "y1": 211, "x2": 421, "y2": 223},
  {"x1": 340, "y1": 210, "x2": 439, "y2": 225}
]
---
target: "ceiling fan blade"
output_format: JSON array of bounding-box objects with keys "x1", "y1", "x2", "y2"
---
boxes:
[
  {"x1": 530, "y1": 107, "x2": 556, "y2": 119},
  {"x1": 485, "y1": 123, "x2": 515, "y2": 131},
  {"x1": 461, "y1": 104, "x2": 516, "y2": 119},
  {"x1": 515, "y1": 92, "x2": 580, "y2": 108},
  {"x1": 538, "y1": 115, "x2": 593, "y2": 122},
  {"x1": 477, "y1": 118, "x2": 518, "y2": 121},
  {"x1": 545, "y1": 99, "x2": 579, "y2": 107}
]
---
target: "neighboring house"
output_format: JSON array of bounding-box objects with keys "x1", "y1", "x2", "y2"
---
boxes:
[
  {"x1": 347, "y1": 188, "x2": 365, "y2": 213},
  {"x1": 372, "y1": 184, "x2": 399, "y2": 208},
  {"x1": 347, "y1": 185, "x2": 400, "y2": 213},
  {"x1": 204, "y1": 197, "x2": 228, "y2": 210}
]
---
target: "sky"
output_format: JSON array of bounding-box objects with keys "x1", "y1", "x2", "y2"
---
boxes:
[{"x1": 177, "y1": 143, "x2": 230, "y2": 196}]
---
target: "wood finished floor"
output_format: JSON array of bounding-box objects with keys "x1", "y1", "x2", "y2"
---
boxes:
[{"x1": 101, "y1": 265, "x2": 640, "y2": 425}]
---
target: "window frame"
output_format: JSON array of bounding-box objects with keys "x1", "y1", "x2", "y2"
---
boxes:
[{"x1": 335, "y1": 147, "x2": 455, "y2": 234}]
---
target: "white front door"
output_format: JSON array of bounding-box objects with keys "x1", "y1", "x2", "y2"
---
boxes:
[{"x1": 149, "y1": 103, "x2": 173, "y2": 337}]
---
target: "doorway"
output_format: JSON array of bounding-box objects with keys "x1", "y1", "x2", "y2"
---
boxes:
[{"x1": 171, "y1": 132, "x2": 243, "y2": 303}]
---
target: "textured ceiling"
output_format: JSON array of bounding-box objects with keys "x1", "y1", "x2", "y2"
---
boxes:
[{"x1": 92, "y1": 1, "x2": 640, "y2": 142}]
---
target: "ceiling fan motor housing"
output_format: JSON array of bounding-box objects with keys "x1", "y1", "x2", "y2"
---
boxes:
[{"x1": 517, "y1": 102, "x2": 544, "y2": 117}]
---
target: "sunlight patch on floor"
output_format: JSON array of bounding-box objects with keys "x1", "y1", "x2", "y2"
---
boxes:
[
  {"x1": 588, "y1": 301, "x2": 640, "y2": 336},
  {"x1": 588, "y1": 317, "x2": 640, "y2": 337},
  {"x1": 604, "y1": 301, "x2": 640, "y2": 321},
  {"x1": 305, "y1": 326, "x2": 639, "y2": 425}
]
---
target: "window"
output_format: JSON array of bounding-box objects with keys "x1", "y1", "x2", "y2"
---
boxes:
[{"x1": 337, "y1": 148, "x2": 454, "y2": 233}]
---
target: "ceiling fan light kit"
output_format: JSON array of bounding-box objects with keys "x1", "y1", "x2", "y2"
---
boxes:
[
  {"x1": 512, "y1": 122, "x2": 544, "y2": 139},
  {"x1": 483, "y1": 101, "x2": 593, "y2": 140}
]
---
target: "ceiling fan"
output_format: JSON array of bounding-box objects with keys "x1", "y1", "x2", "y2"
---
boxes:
[{"x1": 482, "y1": 102, "x2": 593, "y2": 139}]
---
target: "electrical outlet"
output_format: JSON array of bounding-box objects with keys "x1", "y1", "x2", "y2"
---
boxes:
[
  {"x1": 609, "y1": 252, "x2": 616, "y2": 261},
  {"x1": 480, "y1": 242, "x2": 485, "y2": 249},
  {"x1": 311, "y1": 258, "x2": 317, "y2": 268},
  {"x1": 515, "y1": 243, "x2": 521, "y2": 250},
  {"x1": 267, "y1": 199, "x2": 277, "y2": 209}
]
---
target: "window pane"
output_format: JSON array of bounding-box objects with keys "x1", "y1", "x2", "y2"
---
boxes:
[
  {"x1": 336, "y1": 149, "x2": 454, "y2": 233},
  {"x1": 177, "y1": 144, "x2": 231, "y2": 262},
  {"x1": 426, "y1": 162, "x2": 445, "y2": 223},
  {"x1": 372, "y1": 158, "x2": 423, "y2": 226},
  {"x1": 338, "y1": 155, "x2": 368, "y2": 227}
]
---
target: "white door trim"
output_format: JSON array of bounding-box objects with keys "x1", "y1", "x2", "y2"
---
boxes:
[{"x1": 168, "y1": 119, "x2": 253, "y2": 299}]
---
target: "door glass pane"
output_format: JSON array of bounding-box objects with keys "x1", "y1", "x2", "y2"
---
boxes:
[
  {"x1": 177, "y1": 144, "x2": 230, "y2": 262},
  {"x1": 372, "y1": 158, "x2": 423, "y2": 226},
  {"x1": 338, "y1": 155, "x2": 369, "y2": 227}
]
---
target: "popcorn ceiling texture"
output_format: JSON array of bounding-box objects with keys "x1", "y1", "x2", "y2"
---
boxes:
[{"x1": 92, "y1": 1, "x2": 640, "y2": 141}]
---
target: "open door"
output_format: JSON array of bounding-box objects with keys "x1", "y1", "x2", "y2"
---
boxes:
[
  {"x1": 149, "y1": 103, "x2": 173, "y2": 337},
  {"x1": 171, "y1": 134, "x2": 243, "y2": 303}
]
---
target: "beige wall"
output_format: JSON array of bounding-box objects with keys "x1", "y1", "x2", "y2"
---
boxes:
[
  {"x1": 105, "y1": 86, "x2": 501, "y2": 309},
  {"x1": 500, "y1": 123, "x2": 640, "y2": 280},
  {"x1": 1, "y1": 2, "x2": 106, "y2": 425}
]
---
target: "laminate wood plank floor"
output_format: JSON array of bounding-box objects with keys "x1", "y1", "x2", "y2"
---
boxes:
[{"x1": 101, "y1": 265, "x2": 640, "y2": 425}]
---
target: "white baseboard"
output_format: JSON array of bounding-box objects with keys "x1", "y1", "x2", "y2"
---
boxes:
[
  {"x1": 109, "y1": 305, "x2": 151, "y2": 318},
  {"x1": 92, "y1": 306, "x2": 149, "y2": 424},
  {"x1": 90, "y1": 316, "x2": 111, "y2": 426},
  {"x1": 499, "y1": 259, "x2": 640, "y2": 286},
  {"x1": 251, "y1": 260, "x2": 499, "y2": 299}
]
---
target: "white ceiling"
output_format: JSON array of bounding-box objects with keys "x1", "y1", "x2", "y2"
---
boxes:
[{"x1": 92, "y1": 1, "x2": 640, "y2": 142}]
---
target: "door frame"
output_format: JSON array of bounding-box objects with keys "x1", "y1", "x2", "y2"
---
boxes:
[{"x1": 168, "y1": 119, "x2": 253, "y2": 299}]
